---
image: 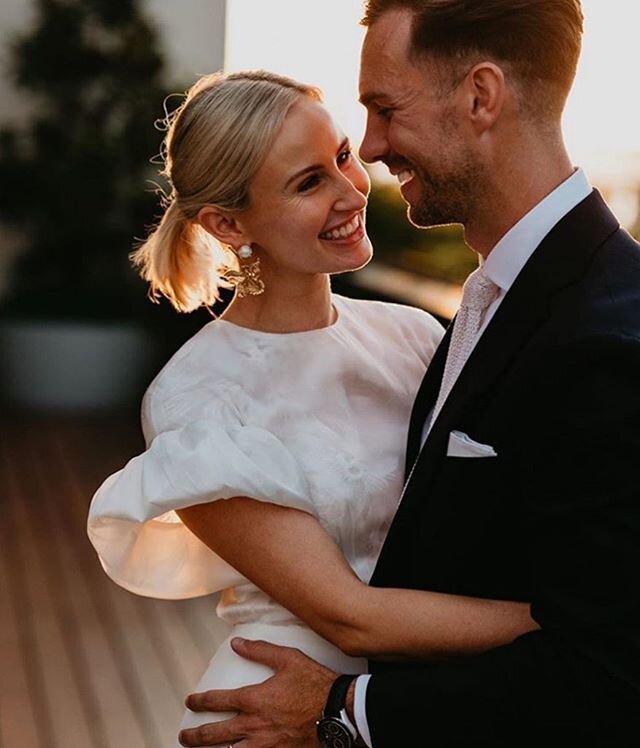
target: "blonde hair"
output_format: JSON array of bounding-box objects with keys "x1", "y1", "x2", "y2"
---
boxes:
[{"x1": 131, "y1": 70, "x2": 323, "y2": 312}]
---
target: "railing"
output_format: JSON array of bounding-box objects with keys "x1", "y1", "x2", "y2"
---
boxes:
[{"x1": 333, "y1": 261, "x2": 462, "y2": 326}]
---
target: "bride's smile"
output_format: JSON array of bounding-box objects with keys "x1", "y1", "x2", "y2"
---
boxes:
[{"x1": 237, "y1": 98, "x2": 374, "y2": 278}]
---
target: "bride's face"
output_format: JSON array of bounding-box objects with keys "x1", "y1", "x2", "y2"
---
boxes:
[{"x1": 241, "y1": 99, "x2": 373, "y2": 277}]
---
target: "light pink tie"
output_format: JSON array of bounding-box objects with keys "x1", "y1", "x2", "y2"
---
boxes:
[{"x1": 430, "y1": 266, "x2": 499, "y2": 425}]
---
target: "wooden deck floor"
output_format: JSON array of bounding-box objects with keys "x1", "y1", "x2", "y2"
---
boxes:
[{"x1": 0, "y1": 412, "x2": 231, "y2": 748}]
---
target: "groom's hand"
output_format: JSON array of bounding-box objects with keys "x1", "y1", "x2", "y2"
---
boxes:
[{"x1": 178, "y1": 637, "x2": 338, "y2": 747}]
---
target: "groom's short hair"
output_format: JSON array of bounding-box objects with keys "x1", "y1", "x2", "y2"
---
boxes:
[{"x1": 362, "y1": 0, "x2": 584, "y2": 119}]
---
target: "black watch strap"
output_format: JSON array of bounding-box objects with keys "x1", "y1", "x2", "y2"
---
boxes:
[
  {"x1": 317, "y1": 674, "x2": 360, "y2": 748},
  {"x1": 324, "y1": 674, "x2": 358, "y2": 719}
]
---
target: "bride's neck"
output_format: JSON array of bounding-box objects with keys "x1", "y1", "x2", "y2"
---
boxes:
[{"x1": 221, "y1": 273, "x2": 335, "y2": 334}]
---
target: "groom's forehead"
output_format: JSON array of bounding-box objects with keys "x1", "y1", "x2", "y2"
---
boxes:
[
  {"x1": 360, "y1": 9, "x2": 418, "y2": 83},
  {"x1": 359, "y1": 24, "x2": 429, "y2": 101},
  {"x1": 362, "y1": 8, "x2": 413, "y2": 54}
]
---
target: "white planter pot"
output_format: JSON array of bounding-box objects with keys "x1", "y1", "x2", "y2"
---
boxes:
[{"x1": 0, "y1": 320, "x2": 158, "y2": 412}]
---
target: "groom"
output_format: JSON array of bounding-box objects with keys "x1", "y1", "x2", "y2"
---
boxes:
[{"x1": 179, "y1": 1, "x2": 640, "y2": 745}]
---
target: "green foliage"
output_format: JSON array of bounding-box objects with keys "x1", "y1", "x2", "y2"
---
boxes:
[
  {"x1": 366, "y1": 179, "x2": 477, "y2": 285},
  {"x1": 0, "y1": 0, "x2": 171, "y2": 321}
]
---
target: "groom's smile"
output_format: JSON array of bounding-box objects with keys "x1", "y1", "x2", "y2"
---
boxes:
[
  {"x1": 397, "y1": 169, "x2": 415, "y2": 187},
  {"x1": 358, "y1": 7, "x2": 485, "y2": 231}
]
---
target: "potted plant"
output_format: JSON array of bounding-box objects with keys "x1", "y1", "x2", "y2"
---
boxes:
[{"x1": 0, "y1": 0, "x2": 182, "y2": 411}]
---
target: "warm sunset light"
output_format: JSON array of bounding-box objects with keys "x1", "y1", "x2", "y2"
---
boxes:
[
  {"x1": 3, "y1": 5, "x2": 639, "y2": 744},
  {"x1": 226, "y1": 0, "x2": 640, "y2": 225}
]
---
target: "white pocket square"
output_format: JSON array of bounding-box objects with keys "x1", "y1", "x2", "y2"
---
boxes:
[{"x1": 447, "y1": 430, "x2": 497, "y2": 458}]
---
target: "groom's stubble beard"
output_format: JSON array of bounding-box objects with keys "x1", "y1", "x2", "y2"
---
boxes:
[
  {"x1": 406, "y1": 142, "x2": 485, "y2": 230},
  {"x1": 405, "y1": 111, "x2": 485, "y2": 230}
]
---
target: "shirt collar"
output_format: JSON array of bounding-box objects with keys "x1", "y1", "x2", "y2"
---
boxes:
[{"x1": 482, "y1": 168, "x2": 593, "y2": 292}]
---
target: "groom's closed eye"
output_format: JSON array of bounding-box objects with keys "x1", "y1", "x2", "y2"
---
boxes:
[{"x1": 375, "y1": 106, "x2": 394, "y2": 119}]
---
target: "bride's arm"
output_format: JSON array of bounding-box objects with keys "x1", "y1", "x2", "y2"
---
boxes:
[{"x1": 177, "y1": 497, "x2": 537, "y2": 660}]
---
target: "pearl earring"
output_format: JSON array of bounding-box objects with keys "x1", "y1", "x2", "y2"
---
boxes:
[{"x1": 223, "y1": 243, "x2": 265, "y2": 298}]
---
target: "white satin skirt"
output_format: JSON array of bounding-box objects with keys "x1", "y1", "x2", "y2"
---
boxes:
[{"x1": 176, "y1": 621, "x2": 367, "y2": 746}]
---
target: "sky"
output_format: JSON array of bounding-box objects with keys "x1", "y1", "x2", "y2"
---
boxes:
[{"x1": 226, "y1": 0, "x2": 640, "y2": 224}]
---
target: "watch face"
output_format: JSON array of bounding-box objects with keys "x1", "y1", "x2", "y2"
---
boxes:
[{"x1": 316, "y1": 717, "x2": 353, "y2": 748}]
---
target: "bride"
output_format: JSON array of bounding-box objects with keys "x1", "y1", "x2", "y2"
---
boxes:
[{"x1": 87, "y1": 70, "x2": 536, "y2": 743}]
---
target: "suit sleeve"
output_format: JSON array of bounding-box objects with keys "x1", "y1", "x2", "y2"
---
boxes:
[{"x1": 366, "y1": 334, "x2": 640, "y2": 744}]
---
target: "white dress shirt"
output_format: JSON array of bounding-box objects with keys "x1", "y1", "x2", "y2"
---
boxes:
[{"x1": 354, "y1": 167, "x2": 593, "y2": 747}]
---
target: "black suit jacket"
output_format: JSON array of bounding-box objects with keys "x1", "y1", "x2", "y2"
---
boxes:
[{"x1": 366, "y1": 191, "x2": 640, "y2": 745}]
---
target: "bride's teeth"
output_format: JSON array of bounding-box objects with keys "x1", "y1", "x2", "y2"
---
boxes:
[{"x1": 321, "y1": 215, "x2": 360, "y2": 240}]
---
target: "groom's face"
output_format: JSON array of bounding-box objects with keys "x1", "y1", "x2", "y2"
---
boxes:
[{"x1": 359, "y1": 8, "x2": 481, "y2": 228}]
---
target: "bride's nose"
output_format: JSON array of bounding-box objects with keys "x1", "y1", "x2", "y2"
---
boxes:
[{"x1": 333, "y1": 174, "x2": 368, "y2": 213}]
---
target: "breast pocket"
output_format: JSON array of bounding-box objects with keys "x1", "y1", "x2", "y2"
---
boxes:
[
  {"x1": 418, "y1": 454, "x2": 514, "y2": 591},
  {"x1": 429, "y1": 453, "x2": 504, "y2": 525}
]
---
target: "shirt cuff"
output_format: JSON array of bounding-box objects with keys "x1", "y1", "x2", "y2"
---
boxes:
[{"x1": 354, "y1": 674, "x2": 373, "y2": 747}]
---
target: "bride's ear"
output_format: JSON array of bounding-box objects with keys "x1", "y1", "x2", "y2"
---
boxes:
[{"x1": 197, "y1": 206, "x2": 248, "y2": 247}]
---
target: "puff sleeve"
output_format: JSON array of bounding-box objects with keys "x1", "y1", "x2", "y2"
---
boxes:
[{"x1": 87, "y1": 416, "x2": 314, "y2": 600}]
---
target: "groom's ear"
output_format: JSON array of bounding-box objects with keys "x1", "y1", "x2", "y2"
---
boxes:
[{"x1": 464, "y1": 62, "x2": 505, "y2": 134}]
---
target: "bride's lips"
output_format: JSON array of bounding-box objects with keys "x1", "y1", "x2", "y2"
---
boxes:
[{"x1": 318, "y1": 213, "x2": 366, "y2": 245}]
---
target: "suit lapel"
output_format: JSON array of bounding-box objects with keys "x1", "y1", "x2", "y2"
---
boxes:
[
  {"x1": 404, "y1": 322, "x2": 452, "y2": 475},
  {"x1": 372, "y1": 190, "x2": 620, "y2": 587},
  {"x1": 424, "y1": 190, "x2": 619, "y2": 450}
]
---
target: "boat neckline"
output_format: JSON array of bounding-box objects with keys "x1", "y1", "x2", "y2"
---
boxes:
[{"x1": 214, "y1": 299, "x2": 343, "y2": 338}]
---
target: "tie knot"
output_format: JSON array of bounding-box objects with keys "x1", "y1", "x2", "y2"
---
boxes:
[{"x1": 460, "y1": 267, "x2": 499, "y2": 311}]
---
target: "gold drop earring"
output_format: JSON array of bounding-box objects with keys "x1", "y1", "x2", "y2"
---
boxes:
[{"x1": 225, "y1": 244, "x2": 265, "y2": 298}]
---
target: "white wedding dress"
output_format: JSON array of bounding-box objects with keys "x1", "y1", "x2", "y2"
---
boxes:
[{"x1": 87, "y1": 293, "x2": 443, "y2": 741}]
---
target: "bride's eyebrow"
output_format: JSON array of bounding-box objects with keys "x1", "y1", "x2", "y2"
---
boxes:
[{"x1": 284, "y1": 137, "x2": 350, "y2": 188}]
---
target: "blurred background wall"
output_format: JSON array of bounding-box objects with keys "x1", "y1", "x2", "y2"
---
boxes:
[{"x1": 0, "y1": 0, "x2": 227, "y2": 413}]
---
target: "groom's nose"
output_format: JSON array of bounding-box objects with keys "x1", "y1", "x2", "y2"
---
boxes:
[{"x1": 359, "y1": 113, "x2": 389, "y2": 165}]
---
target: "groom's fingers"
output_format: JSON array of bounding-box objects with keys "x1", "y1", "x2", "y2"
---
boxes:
[
  {"x1": 178, "y1": 714, "x2": 247, "y2": 746},
  {"x1": 230, "y1": 636, "x2": 303, "y2": 670},
  {"x1": 185, "y1": 686, "x2": 248, "y2": 713}
]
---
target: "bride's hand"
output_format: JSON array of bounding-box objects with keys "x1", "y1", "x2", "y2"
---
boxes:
[{"x1": 179, "y1": 638, "x2": 338, "y2": 747}]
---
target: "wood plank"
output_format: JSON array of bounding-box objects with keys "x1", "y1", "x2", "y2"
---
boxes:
[
  {"x1": 0, "y1": 499, "x2": 43, "y2": 748},
  {"x1": 2, "y1": 432, "x2": 93, "y2": 748},
  {"x1": 2, "y1": 416, "x2": 157, "y2": 748},
  {"x1": 59, "y1": 418, "x2": 191, "y2": 746},
  {"x1": 0, "y1": 414, "x2": 233, "y2": 748},
  {"x1": 0, "y1": 422, "x2": 56, "y2": 748},
  {"x1": 43, "y1": 419, "x2": 170, "y2": 748},
  {"x1": 29, "y1": 424, "x2": 114, "y2": 748},
  {"x1": 31, "y1": 423, "x2": 149, "y2": 748}
]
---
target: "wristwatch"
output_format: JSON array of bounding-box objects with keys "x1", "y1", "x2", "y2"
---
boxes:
[{"x1": 316, "y1": 673, "x2": 359, "y2": 748}]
